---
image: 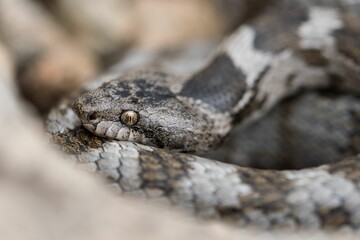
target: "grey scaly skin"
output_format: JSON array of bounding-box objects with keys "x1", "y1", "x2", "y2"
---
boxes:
[{"x1": 48, "y1": 0, "x2": 360, "y2": 230}]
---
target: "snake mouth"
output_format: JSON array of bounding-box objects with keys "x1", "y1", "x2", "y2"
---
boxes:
[
  {"x1": 154, "y1": 137, "x2": 165, "y2": 148},
  {"x1": 83, "y1": 123, "x2": 96, "y2": 133}
]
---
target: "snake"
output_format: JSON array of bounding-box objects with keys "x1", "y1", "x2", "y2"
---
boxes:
[{"x1": 47, "y1": 0, "x2": 360, "y2": 231}]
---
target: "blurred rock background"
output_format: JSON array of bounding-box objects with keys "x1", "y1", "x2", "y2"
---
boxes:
[{"x1": 0, "y1": 0, "x2": 245, "y2": 113}]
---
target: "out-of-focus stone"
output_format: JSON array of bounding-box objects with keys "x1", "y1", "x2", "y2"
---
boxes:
[
  {"x1": 133, "y1": 0, "x2": 226, "y2": 49},
  {"x1": 18, "y1": 45, "x2": 97, "y2": 113},
  {"x1": 0, "y1": 42, "x2": 14, "y2": 88},
  {"x1": 43, "y1": 0, "x2": 227, "y2": 52},
  {"x1": 0, "y1": 0, "x2": 98, "y2": 113},
  {"x1": 51, "y1": 0, "x2": 135, "y2": 56}
]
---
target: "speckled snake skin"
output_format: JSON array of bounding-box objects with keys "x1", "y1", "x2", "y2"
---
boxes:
[{"x1": 47, "y1": 0, "x2": 360, "y2": 231}]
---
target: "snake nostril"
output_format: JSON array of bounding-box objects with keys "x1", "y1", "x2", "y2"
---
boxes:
[{"x1": 87, "y1": 113, "x2": 97, "y2": 121}]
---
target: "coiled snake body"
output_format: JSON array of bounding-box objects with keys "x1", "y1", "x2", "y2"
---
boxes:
[{"x1": 47, "y1": 0, "x2": 360, "y2": 231}]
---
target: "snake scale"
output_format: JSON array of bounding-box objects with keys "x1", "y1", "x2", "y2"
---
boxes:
[{"x1": 47, "y1": 0, "x2": 360, "y2": 231}]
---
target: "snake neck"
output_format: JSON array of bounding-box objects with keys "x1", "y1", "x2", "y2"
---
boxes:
[{"x1": 177, "y1": 0, "x2": 360, "y2": 129}]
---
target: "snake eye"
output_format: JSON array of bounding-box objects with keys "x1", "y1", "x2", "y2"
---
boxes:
[{"x1": 120, "y1": 110, "x2": 139, "y2": 126}]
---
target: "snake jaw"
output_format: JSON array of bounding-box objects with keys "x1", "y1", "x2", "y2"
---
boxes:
[{"x1": 83, "y1": 123, "x2": 95, "y2": 132}]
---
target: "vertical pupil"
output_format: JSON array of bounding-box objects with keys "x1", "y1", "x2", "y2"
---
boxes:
[{"x1": 126, "y1": 114, "x2": 132, "y2": 122}]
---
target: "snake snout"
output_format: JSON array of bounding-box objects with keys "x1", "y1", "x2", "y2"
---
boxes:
[
  {"x1": 72, "y1": 100, "x2": 84, "y2": 119},
  {"x1": 72, "y1": 99, "x2": 95, "y2": 123}
]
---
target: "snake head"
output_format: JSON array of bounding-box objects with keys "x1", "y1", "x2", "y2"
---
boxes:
[{"x1": 72, "y1": 73, "x2": 226, "y2": 152}]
